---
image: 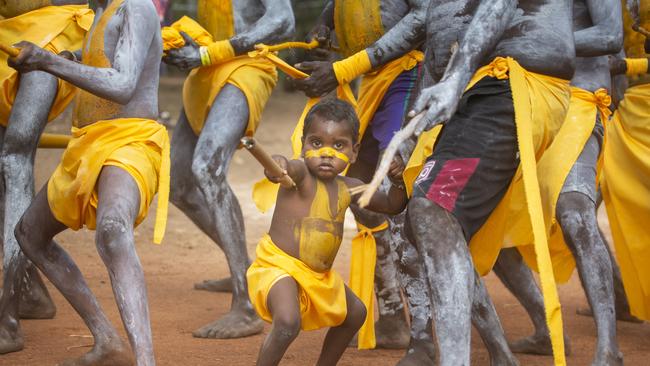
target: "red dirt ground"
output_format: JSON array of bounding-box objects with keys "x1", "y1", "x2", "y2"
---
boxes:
[{"x1": 1, "y1": 77, "x2": 648, "y2": 365}]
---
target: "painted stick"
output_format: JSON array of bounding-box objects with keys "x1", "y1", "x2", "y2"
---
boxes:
[
  {"x1": 0, "y1": 43, "x2": 20, "y2": 57},
  {"x1": 356, "y1": 111, "x2": 426, "y2": 207},
  {"x1": 38, "y1": 133, "x2": 71, "y2": 149},
  {"x1": 241, "y1": 137, "x2": 296, "y2": 189}
]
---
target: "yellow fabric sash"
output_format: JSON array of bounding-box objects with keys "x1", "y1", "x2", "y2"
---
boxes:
[
  {"x1": 334, "y1": 0, "x2": 384, "y2": 57},
  {"x1": 0, "y1": 5, "x2": 94, "y2": 126},
  {"x1": 247, "y1": 233, "x2": 348, "y2": 330},
  {"x1": 623, "y1": 0, "x2": 650, "y2": 58},
  {"x1": 403, "y1": 57, "x2": 569, "y2": 365},
  {"x1": 161, "y1": 16, "x2": 213, "y2": 51},
  {"x1": 350, "y1": 221, "x2": 388, "y2": 349},
  {"x1": 197, "y1": 0, "x2": 234, "y2": 41},
  {"x1": 252, "y1": 50, "x2": 423, "y2": 213},
  {"x1": 601, "y1": 83, "x2": 650, "y2": 320},
  {"x1": 47, "y1": 118, "x2": 170, "y2": 244}
]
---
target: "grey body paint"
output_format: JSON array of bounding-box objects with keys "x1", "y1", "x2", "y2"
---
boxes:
[
  {"x1": 164, "y1": 0, "x2": 296, "y2": 339},
  {"x1": 0, "y1": 0, "x2": 97, "y2": 355},
  {"x1": 494, "y1": 1, "x2": 625, "y2": 364},
  {"x1": 405, "y1": 1, "x2": 576, "y2": 364},
  {"x1": 6, "y1": 0, "x2": 162, "y2": 364}
]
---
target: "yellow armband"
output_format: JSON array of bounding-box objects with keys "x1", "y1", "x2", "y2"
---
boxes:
[
  {"x1": 203, "y1": 40, "x2": 235, "y2": 66},
  {"x1": 625, "y1": 58, "x2": 649, "y2": 76},
  {"x1": 332, "y1": 49, "x2": 372, "y2": 85}
]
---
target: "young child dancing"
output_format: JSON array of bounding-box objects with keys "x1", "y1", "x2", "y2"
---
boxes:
[{"x1": 247, "y1": 98, "x2": 408, "y2": 366}]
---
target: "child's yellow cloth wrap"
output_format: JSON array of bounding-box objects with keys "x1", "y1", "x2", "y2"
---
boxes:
[{"x1": 247, "y1": 234, "x2": 348, "y2": 331}]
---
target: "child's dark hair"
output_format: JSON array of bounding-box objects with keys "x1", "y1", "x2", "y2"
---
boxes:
[{"x1": 302, "y1": 98, "x2": 360, "y2": 143}]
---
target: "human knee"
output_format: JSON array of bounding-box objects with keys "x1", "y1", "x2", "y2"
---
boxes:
[
  {"x1": 556, "y1": 193, "x2": 595, "y2": 233},
  {"x1": 191, "y1": 151, "x2": 227, "y2": 185},
  {"x1": 272, "y1": 312, "x2": 301, "y2": 342},
  {"x1": 15, "y1": 215, "x2": 40, "y2": 257},
  {"x1": 345, "y1": 296, "x2": 367, "y2": 330},
  {"x1": 96, "y1": 214, "x2": 132, "y2": 253}
]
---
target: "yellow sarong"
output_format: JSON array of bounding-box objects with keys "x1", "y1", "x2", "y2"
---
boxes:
[
  {"x1": 47, "y1": 118, "x2": 170, "y2": 244},
  {"x1": 0, "y1": 5, "x2": 94, "y2": 126},
  {"x1": 404, "y1": 57, "x2": 570, "y2": 365},
  {"x1": 247, "y1": 234, "x2": 348, "y2": 331},
  {"x1": 162, "y1": 13, "x2": 278, "y2": 137},
  {"x1": 601, "y1": 83, "x2": 650, "y2": 321},
  {"x1": 516, "y1": 87, "x2": 611, "y2": 283}
]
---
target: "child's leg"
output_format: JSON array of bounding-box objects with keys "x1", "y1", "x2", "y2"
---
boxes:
[
  {"x1": 256, "y1": 277, "x2": 301, "y2": 366},
  {"x1": 316, "y1": 286, "x2": 367, "y2": 366},
  {"x1": 95, "y1": 166, "x2": 154, "y2": 366}
]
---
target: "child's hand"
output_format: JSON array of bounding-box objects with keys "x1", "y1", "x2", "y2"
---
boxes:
[
  {"x1": 265, "y1": 155, "x2": 289, "y2": 183},
  {"x1": 388, "y1": 156, "x2": 405, "y2": 184}
]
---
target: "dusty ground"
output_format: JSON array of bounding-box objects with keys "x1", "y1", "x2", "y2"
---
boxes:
[{"x1": 1, "y1": 76, "x2": 648, "y2": 365}]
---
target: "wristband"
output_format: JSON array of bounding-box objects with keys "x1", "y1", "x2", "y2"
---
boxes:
[
  {"x1": 625, "y1": 58, "x2": 648, "y2": 76},
  {"x1": 205, "y1": 40, "x2": 235, "y2": 66},
  {"x1": 199, "y1": 46, "x2": 211, "y2": 66},
  {"x1": 332, "y1": 49, "x2": 372, "y2": 85}
]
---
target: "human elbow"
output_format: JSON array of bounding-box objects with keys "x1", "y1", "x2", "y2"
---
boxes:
[
  {"x1": 605, "y1": 32, "x2": 624, "y2": 54},
  {"x1": 273, "y1": 13, "x2": 296, "y2": 41}
]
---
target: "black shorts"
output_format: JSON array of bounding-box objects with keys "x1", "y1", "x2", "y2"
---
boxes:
[{"x1": 412, "y1": 77, "x2": 519, "y2": 240}]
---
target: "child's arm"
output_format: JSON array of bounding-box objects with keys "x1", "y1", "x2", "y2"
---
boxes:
[
  {"x1": 266, "y1": 155, "x2": 309, "y2": 190},
  {"x1": 348, "y1": 158, "x2": 408, "y2": 215}
]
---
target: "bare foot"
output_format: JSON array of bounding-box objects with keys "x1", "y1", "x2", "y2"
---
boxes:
[
  {"x1": 375, "y1": 313, "x2": 410, "y2": 349},
  {"x1": 509, "y1": 333, "x2": 571, "y2": 356},
  {"x1": 59, "y1": 339, "x2": 133, "y2": 366},
  {"x1": 347, "y1": 313, "x2": 410, "y2": 349},
  {"x1": 577, "y1": 306, "x2": 643, "y2": 323},
  {"x1": 0, "y1": 316, "x2": 23, "y2": 354},
  {"x1": 396, "y1": 340, "x2": 436, "y2": 366},
  {"x1": 192, "y1": 308, "x2": 263, "y2": 339},
  {"x1": 193, "y1": 277, "x2": 233, "y2": 293},
  {"x1": 592, "y1": 349, "x2": 623, "y2": 366},
  {"x1": 17, "y1": 278, "x2": 57, "y2": 319}
]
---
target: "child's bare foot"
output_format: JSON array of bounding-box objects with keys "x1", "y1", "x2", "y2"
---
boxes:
[
  {"x1": 193, "y1": 277, "x2": 233, "y2": 293},
  {"x1": 396, "y1": 339, "x2": 436, "y2": 366},
  {"x1": 192, "y1": 307, "x2": 263, "y2": 339},
  {"x1": 0, "y1": 316, "x2": 23, "y2": 354},
  {"x1": 59, "y1": 338, "x2": 133, "y2": 366},
  {"x1": 576, "y1": 306, "x2": 643, "y2": 323}
]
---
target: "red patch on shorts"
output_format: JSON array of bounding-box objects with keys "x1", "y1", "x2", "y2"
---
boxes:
[{"x1": 426, "y1": 158, "x2": 480, "y2": 211}]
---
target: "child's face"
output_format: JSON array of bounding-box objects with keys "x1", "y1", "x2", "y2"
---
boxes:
[{"x1": 302, "y1": 116, "x2": 359, "y2": 180}]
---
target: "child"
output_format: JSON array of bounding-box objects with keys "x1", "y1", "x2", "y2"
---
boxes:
[{"x1": 247, "y1": 99, "x2": 407, "y2": 366}]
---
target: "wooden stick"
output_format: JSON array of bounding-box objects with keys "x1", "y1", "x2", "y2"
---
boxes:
[
  {"x1": 38, "y1": 133, "x2": 71, "y2": 149},
  {"x1": 356, "y1": 111, "x2": 426, "y2": 207},
  {"x1": 241, "y1": 137, "x2": 296, "y2": 189},
  {"x1": 0, "y1": 43, "x2": 20, "y2": 57}
]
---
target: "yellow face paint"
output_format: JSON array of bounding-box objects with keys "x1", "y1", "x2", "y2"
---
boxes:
[{"x1": 305, "y1": 147, "x2": 349, "y2": 163}]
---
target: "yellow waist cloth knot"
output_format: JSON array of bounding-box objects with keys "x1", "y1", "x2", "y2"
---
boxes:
[{"x1": 350, "y1": 220, "x2": 388, "y2": 349}]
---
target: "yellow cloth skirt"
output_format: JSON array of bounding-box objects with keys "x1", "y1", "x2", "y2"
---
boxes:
[
  {"x1": 182, "y1": 56, "x2": 277, "y2": 136},
  {"x1": 47, "y1": 118, "x2": 170, "y2": 243},
  {"x1": 601, "y1": 83, "x2": 650, "y2": 321},
  {"x1": 247, "y1": 234, "x2": 348, "y2": 331},
  {"x1": 0, "y1": 5, "x2": 94, "y2": 126}
]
